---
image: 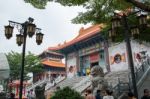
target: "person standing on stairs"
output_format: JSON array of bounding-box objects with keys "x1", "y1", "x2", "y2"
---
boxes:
[{"x1": 141, "y1": 89, "x2": 150, "y2": 99}]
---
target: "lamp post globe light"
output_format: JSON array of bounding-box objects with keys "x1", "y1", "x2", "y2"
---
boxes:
[
  {"x1": 4, "y1": 17, "x2": 44, "y2": 99},
  {"x1": 109, "y1": 10, "x2": 148, "y2": 98}
]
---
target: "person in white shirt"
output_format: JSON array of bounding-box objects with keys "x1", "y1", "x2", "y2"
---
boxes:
[{"x1": 103, "y1": 90, "x2": 114, "y2": 99}]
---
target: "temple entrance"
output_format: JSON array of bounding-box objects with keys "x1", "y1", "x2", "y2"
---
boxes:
[
  {"x1": 90, "y1": 62, "x2": 99, "y2": 68},
  {"x1": 90, "y1": 52, "x2": 99, "y2": 69}
]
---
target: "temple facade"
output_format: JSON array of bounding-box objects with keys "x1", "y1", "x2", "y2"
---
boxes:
[
  {"x1": 48, "y1": 24, "x2": 150, "y2": 78},
  {"x1": 48, "y1": 24, "x2": 109, "y2": 77},
  {"x1": 108, "y1": 41, "x2": 150, "y2": 71}
]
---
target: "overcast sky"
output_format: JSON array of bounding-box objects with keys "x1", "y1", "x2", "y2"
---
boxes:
[{"x1": 0, "y1": 0, "x2": 90, "y2": 55}]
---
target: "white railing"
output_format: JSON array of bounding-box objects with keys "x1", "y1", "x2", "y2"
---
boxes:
[
  {"x1": 55, "y1": 76, "x2": 66, "y2": 83},
  {"x1": 45, "y1": 76, "x2": 66, "y2": 90},
  {"x1": 45, "y1": 82, "x2": 54, "y2": 90},
  {"x1": 27, "y1": 78, "x2": 48, "y2": 91}
]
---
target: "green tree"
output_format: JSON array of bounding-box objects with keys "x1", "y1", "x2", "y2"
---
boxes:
[
  {"x1": 6, "y1": 51, "x2": 22, "y2": 80},
  {"x1": 51, "y1": 87, "x2": 84, "y2": 99},
  {"x1": 24, "y1": 0, "x2": 150, "y2": 24},
  {"x1": 25, "y1": 52, "x2": 44, "y2": 74},
  {"x1": 25, "y1": 52, "x2": 44, "y2": 82},
  {"x1": 24, "y1": 0, "x2": 150, "y2": 42},
  {"x1": 6, "y1": 51, "x2": 44, "y2": 80}
]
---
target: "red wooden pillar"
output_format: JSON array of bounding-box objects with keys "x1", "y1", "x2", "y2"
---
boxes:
[{"x1": 16, "y1": 85, "x2": 19, "y2": 96}]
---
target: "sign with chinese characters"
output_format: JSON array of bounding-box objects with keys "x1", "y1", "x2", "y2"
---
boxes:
[{"x1": 79, "y1": 43, "x2": 104, "y2": 56}]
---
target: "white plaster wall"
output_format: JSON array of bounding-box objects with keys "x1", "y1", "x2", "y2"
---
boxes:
[
  {"x1": 67, "y1": 57, "x2": 77, "y2": 68},
  {"x1": 108, "y1": 40, "x2": 150, "y2": 72},
  {"x1": 131, "y1": 40, "x2": 150, "y2": 69},
  {"x1": 66, "y1": 55, "x2": 77, "y2": 78}
]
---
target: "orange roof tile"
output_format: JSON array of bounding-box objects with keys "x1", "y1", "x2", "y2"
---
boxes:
[
  {"x1": 42, "y1": 60, "x2": 65, "y2": 68},
  {"x1": 48, "y1": 24, "x2": 105, "y2": 51}
]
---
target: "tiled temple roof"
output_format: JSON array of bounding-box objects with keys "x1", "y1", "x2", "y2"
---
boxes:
[
  {"x1": 42, "y1": 60, "x2": 65, "y2": 68},
  {"x1": 48, "y1": 24, "x2": 105, "y2": 51}
]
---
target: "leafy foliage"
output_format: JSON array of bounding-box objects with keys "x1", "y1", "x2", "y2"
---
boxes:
[
  {"x1": 24, "y1": 0, "x2": 49, "y2": 9},
  {"x1": 6, "y1": 51, "x2": 22, "y2": 80},
  {"x1": 72, "y1": 0, "x2": 133, "y2": 24},
  {"x1": 6, "y1": 51, "x2": 44, "y2": 80},
  {"x1": 24, "y1": 0, "x2": 150, "y2": 24},
  {"x1": 23, "y1": 0, "x2": 150, "y2": 42},
  {"x1": 51, "y1": 87, "x2": 84, "y2": 99},
  {"x1": 25, "y1": 52, "x2": 44, "y2": 73}
]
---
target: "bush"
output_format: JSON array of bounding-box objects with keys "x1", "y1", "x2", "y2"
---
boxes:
[{"x1": 51, "y1": 87, "x2": 84, "y2": 99}]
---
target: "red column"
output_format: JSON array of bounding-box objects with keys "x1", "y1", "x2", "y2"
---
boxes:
[
  {"x1": 23, "y1": 85, "x2": 26, "y2": 96},
  {"x1": 16, "y1": 85, "x2": 19, "y2": 96}
]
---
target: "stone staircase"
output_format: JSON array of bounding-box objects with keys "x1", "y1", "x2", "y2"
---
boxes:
[
  {"x1": 138, "y1": 66, "x2": 150, "y2": 98},
  {"x1": 72, "y1": 76, "x2": 91, "y2": 93},
  {"x1": 105, "y1": 70, "x2": 130, "y2": 88},
  {"x1": 45, "y1": 61, "x2": 150, "y2": 99},
  {"x1": 57, "y1": 76, "x2": 86, "y2": 89},
  {"x1": 116, "y1": 63, "x2": 150, "y2": 99}
]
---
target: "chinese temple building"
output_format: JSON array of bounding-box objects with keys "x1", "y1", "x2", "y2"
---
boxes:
[
  {"x1": 48, "y1": 24, "x2": 150, "y2": 78},
  {"x1": 35, "y1": 51, "x2": 65, "y2": 82},
  {"x1": 48, "y1": 24, "x2": 109, "y2": 77}
]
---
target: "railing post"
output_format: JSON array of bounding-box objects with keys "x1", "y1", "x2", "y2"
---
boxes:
[
  {"x1": 142, "y1": 64, "x2": 144, "y2": 72},
  {"x1": 118, "y1": 78, "x2": 121, "y2": 95},
  {"x1": 128, "y1": 75, "x2": 131, "y2": 92}
]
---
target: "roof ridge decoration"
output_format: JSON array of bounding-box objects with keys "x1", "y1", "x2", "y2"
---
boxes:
[
  {"x1": 58, "y1": 43, "x2": 61, "y2": 46},
  {"x1": 64, "y1": 40, "x2": 66, "y2": 44},
  {"x1": 39, "y1": 50, "x2": 64, "y2": 56},
  {"x1": 79, "y1": 27, "x2": 84, "y2": 36},
  {"x1": 48, "y1": 24, "x2": 105, "y2": 51}
]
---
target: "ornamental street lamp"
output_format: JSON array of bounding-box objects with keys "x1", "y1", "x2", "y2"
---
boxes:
[
  {"x1": 36, "y1": 32, "x2": 44, "y2": 45},
  {"x1": 109, "y1": 11, "x2": 148, "y2": 98},
  {"x1": 4, "y1": 17, "x2": 44, "y2": 99},
  {"x1": 138, "y1": 14, "x2": 147, "y2": 25},
  {"x1": 108, "y1": 29, "x2": 117, "y2": 42},
  {"x1": 130, "y1": 26, "x2": 140, "y2": 39},
  {"x1": 5, "y1": 25, "x2": 14, "y2": 39}
]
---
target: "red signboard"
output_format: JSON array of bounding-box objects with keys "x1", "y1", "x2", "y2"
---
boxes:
[{"x1": 90, "y1": 53, "x2": 99, "y2": 63}]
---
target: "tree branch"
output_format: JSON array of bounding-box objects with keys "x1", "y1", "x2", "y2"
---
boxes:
[{"x1": 126, "y1": 0, "x2": 150, "y2": 12}]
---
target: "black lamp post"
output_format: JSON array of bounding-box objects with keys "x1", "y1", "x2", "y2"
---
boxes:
[
  {"x1": 4, "y1": 17, "x2": 44, "y2": 99},
  {"x1": 109, "y1": 11, "x2": 148, "y2": 98}
]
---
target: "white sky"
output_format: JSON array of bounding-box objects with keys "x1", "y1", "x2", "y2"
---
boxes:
[{"x1": 0, "y1": 0, "x2": 90, "y2": 55}]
